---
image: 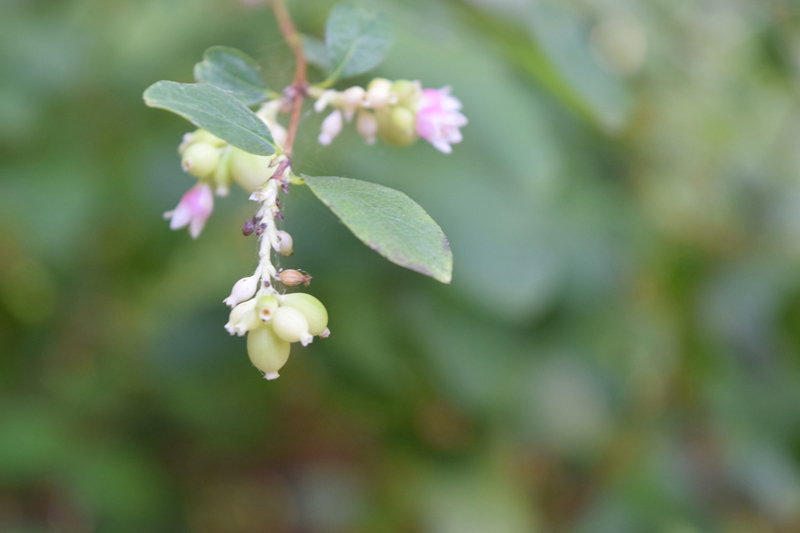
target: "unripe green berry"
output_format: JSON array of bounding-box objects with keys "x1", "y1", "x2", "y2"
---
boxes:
[
  {"x1": 392, "y1": 106, "x2": 415, "y2": 132},
  {"x1": 271, "y1": 306, "x2": 313, "y2": 346},
  {"x1": 179, "y1": 129, "x2": 226, "y2": 155},
  {"x1": 281, "y1": 293, "x2": 328, "y2": 336},
  {"x1": 391, "y1": 80, "x2": 421, "y2": 108},
  {"x1": 213, "y1": 148, "x2": 233, "y2": 196},
  {"x1": 229, "y1": 147, "x2": 276, "y2": 193},
  {"x1": 247, "y1": 325, "x2": 291, "y2": 380},
  {"x1": 256, "y1": 294, "x2": 280, "y2": 323},
  {"x1": 376, "y1": 106, "x2": 417, "y2": 146},
  {"x1": 191, "y1": 129, "x2": 227, "y2": 147},
  {"x1": 182, "y1": 142, "x2": 220, "y2": 179},
  {"x1": 225, "y1": 299, "x2": 260, "y2": 336}
]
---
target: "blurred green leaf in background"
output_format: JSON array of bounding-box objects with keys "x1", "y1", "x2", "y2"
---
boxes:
[{"x1": 3, "y1": 0, "x2": 800, "y2": 531}]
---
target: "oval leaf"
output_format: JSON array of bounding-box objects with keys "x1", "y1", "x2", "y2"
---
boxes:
[
  {"x1": 325, "y1": 4, "x2": 393, "y2": 80},
  {"x1": 194, "y1": 46, "x2": 269, "y2": 106},
  {"x1": 143, "y1": 81, "x2": 275, "y2": 156},
  {"x1": 303, "y1": 175, "x2": 452, "y2": 283},
  {"x1": 302, "y1": 35, "x2": 332, "y2": 72}
]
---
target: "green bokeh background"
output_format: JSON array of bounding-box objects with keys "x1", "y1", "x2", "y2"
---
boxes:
[{"x1": 3, "y1": 0, "x2": 800, "y2": 531}]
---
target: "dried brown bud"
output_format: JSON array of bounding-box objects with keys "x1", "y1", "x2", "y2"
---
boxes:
[
  {"x1": 278, "y1": 269, "x2": 311, "y2": 287},
  {"x1": 242, "y1": 218, "x2": 255, "y2": 236}
]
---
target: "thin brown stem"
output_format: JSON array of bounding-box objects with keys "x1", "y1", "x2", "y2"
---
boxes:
[
  {"x1": 270, "y1": 158, "x2": 292, "y2": 194},
  {"x1": 271, "y1": 0, "x2": 307, "y2": 159}
]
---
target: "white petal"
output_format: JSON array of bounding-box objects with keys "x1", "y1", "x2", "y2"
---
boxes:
[
  {"x1": 432, "y1": 139, "x2": 452, "y2": 153},
  {"x1": 168, "y1": 204, "x2": 192, "y2": 230},
  {"x1": 188, "y1": 215, "x2": 206, "y2": 239}
]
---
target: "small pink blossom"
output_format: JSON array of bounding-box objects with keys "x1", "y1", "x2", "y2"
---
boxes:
[
  {"x1": 163, "y1": 183, "x2": 214, "y2": 239},
  {"x1": 416, "y1": 87, "x2": 467, "y2": 154}
]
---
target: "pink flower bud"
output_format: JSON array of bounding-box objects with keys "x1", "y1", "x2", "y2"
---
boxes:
[
  {"x1": 163, "y1": 183, "x2": 214, "y2": 239},
  {"x1": 416, "y1": 87, "x2": 468, "y2": 154},
  {"x1": 318, "y1": 110, "x2": 343, "y2": 146}
]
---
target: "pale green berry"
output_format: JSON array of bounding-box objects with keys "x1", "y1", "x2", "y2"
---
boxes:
[
  {"x1": 281, "y1": 293, "x2": 328, "y2": 337},
  {"x1": 256, "y1": 294, "x2": 280, "y2": 323},
  {"x1": 225, "y1": 299, "x2": 260, "y2": 336},
  {"x1": 391, "y1": 80, "x2": 421, "y2": 108},
  {"x1": 191, "y1": 129, "x2": 227, "y2": 147},
  {"x1": 178, "y1": 129, "x2": 226, "y2": 155},
  {"x1": 182, "y1": 142, "x2": 220, "y2": 179},
  {"x1": 229, "y1": 147, "x2": 276, "y2": 193},
  {"x1": 392, "y1": 107, "x2": 415, "y2": 132},
  {"x1": 376, "y1": 106, "x2": 417, "y2": 146},
  {"x1": 247, "y1": 325, "x2": 291, "y2": 380},
  {"x1": 271, "y1": 306, "x2": 313, "y2": 346},
  {"x1": 212, "y1": 148, "x2": 233, "y2": 196}
]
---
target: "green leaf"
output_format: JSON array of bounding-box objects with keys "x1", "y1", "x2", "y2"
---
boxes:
[
  {"x1": 143, "y1": 81, "x2": 275, "y2": 156},
  {"x1": 193, "y1": 46, "x2": 269, "y2": 106},
  {"x1": 325, "y1": 4, "x2": 393, "y2": 80},
  {"x1": 303, "y1": 176, "x2": 453, "y2": 283},
  {"x1": 302, "y1": 35, "x2": 332, "y2": 72}
]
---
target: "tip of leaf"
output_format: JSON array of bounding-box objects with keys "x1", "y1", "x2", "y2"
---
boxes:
[{"x1": 435, "y1": 258, "x2": 453, "y2": 284}]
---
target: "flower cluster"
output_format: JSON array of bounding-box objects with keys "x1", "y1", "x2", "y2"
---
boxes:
[{"x1": 313, "y1": 78, "x2": 467, "y2": 153}]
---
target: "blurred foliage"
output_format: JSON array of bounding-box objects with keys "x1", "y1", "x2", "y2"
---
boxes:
[{"x1": 3, "y1": 0, "x2": 800, "y2": 531}]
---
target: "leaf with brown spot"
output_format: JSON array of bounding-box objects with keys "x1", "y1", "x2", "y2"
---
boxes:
[{"x1": 303, "y1": 175, "x2": 453, "y2": 284}]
